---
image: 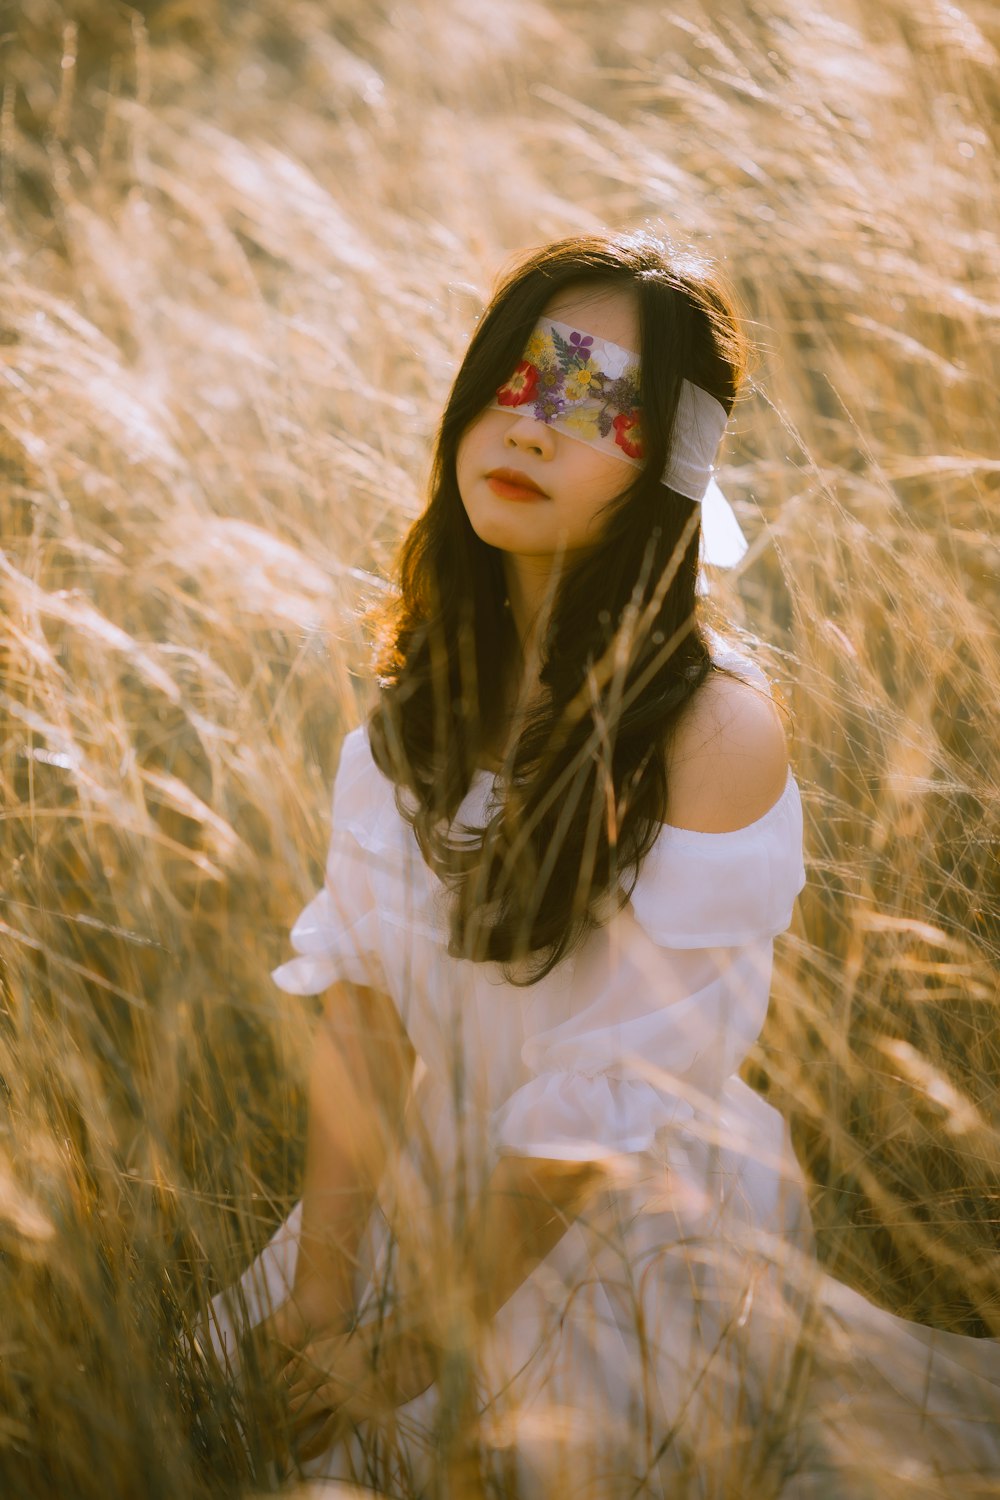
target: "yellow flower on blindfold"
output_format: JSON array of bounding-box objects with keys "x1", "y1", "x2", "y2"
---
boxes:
[
  {"x1": 564, "y1": 368, "x2": 596, "y2": 401},
  {"x1": 563, "y1": 407, "x2": 602, "y2": 440},
  {"x1": 525, "y1": 330, "x2": 549, "y2": 361}
]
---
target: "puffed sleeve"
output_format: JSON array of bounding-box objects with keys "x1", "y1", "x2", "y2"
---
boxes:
[
  {"x1": 270, "y1": 726, "x2": 389, "y2": 996},
  {"x1": 490, "y1": 773, "x2": 807, "y2": 1162}
]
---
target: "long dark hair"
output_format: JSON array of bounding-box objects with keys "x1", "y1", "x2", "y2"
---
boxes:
[{"x1": 365, "y1": 229, "x2": 752, "y2": 984}]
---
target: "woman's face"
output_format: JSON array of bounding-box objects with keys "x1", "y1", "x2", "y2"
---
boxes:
[{"x1": 455, "y1": 284, "x2": 640, "y2": 561}]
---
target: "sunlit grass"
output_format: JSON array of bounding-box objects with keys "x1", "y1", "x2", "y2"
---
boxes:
[{"x1": 1, "y1": 0, "x2": 998, "y2": 1494}]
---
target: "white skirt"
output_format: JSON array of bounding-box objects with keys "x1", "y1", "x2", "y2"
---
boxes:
[{"x1": 203, "y1": 1079, "x2": 1000, "y2": 1499}]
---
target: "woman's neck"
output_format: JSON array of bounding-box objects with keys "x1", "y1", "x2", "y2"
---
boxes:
[
  {"x1": 480, "y1": 556, "x2": 567, "y2": 774},
  {"x1": 478, "y1": 654, "x2": 547, "y2": 774},
  {"x1": 502, "y1": 554, "x2": 561, "y2": 659}
]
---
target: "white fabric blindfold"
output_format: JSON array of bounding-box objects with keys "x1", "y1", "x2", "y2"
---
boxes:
[{"x1": 488, "y1": 315, "x2": 748, "y2": 579}]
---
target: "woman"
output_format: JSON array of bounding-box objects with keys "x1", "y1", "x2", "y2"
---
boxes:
[{"x1": 206, "y1": 231, "x2": 1000, "y2": 1499}]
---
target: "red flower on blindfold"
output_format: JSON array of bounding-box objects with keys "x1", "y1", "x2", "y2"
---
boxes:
[
  {"x1": 496, "y1": 361, "x2": 539, "y2": 407},
  {"x1": 612, "y1": 410, "x2": 644, "y2": 460}
]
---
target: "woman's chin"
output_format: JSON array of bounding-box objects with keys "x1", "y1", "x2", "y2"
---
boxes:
[{"x1": 463, "y1": 506, "x2": 544, "y2": 552}]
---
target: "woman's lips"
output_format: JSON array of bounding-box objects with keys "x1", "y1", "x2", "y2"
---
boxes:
[{"x1": 485, "y1": 468, "x2": 550, "y2": 502}]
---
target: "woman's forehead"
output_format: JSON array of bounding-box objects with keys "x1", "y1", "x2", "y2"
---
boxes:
[{"x1": 539, "y1": 284, "x2": 640, "y2": 355}]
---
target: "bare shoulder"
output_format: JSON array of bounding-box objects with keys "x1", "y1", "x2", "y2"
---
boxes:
[{"x1": 664, "y1": 670, "x2": 791, "y2": 833}]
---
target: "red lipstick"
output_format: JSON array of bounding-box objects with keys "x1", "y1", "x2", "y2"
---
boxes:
[{"x1": 485, "y1": 467, "x2": 550, "y2": 502}]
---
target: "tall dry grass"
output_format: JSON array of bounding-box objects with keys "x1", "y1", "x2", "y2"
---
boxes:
[{"x1": 0, "y1": 0, "x2": 998, "y2": 1495}]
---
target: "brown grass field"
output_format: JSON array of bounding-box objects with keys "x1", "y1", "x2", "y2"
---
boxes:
[{"x1": 0, "y1": 1, "x2": 998, "y2": 1495}]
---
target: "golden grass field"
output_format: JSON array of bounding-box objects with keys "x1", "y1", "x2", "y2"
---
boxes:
[{"x1": 0, "y1": 0, "x2": 998, "y2": 1494}]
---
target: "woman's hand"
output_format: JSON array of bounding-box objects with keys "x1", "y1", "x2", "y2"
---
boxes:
[
  {"x1": 250, "y1": 1277, "x2": 349, "y2": 1388},
  {"x1": 282, "y1": 1315, "x2": 437, "y2": 1461}
]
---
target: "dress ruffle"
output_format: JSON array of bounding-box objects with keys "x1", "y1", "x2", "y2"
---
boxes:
[
  {"x1": 491, "y1": 1069, "x2": 698, "y2": 1160},
  {"x1": 491, "y1": 936, "x2": 776, "y2": 1161},
  {"x1": 630, "y1": 772, "x2": 806, "y2": 946}
]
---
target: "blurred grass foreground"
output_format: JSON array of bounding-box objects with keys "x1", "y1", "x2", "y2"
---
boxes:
[{"x1": 1, "y1": 1, "x2": 999, "y2": 1495}]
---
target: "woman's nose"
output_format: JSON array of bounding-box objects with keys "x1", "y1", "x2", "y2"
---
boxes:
[{"x1": 503, "y1": 415, "x2": 555, "y2": 459}]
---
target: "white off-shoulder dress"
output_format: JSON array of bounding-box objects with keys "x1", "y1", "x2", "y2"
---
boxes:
[{"x1": 207, "y1": 634, "x2": 1000, "y2": 1499}]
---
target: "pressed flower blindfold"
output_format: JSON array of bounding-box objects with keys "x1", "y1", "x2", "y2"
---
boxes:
[{"x1": 487, "y1": 315, "x2": 730, "y2": 505}]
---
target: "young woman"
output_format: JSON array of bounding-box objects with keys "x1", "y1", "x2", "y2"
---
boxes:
[{"x1": 206, "y1": 232, "x2": 1000, "y2": 1498}]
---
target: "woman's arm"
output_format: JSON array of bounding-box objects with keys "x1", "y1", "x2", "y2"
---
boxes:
[
  {"x1": 268, "y1": 977, "x2": 416, "y2": 1348},
  {"x1": 284, "y1": 1148, "x2": 605, "y2": 1454},
  {"x1": 462, "y1": 1153, "x2": 605, "y2": 1326}
]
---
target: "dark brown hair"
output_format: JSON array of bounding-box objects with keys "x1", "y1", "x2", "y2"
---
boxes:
[{"x1": 365, "y1": 229, "x2": 752, "y2": 984}]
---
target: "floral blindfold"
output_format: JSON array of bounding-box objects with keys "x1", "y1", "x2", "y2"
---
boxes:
[
  {"x1": 485, "y1": 314, "x2": 749, "y2": 584},
  {"x1": 487, "y1": 315, "x2": 730, "y2": 507}
]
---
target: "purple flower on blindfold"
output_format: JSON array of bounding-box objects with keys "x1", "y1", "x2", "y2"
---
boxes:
[
  {"x1": 534, "y1": 393, "x2": 567, "y2": 422},
  {"x1": 568, "y1": 331, "x2": 594, "y2": 356}
]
